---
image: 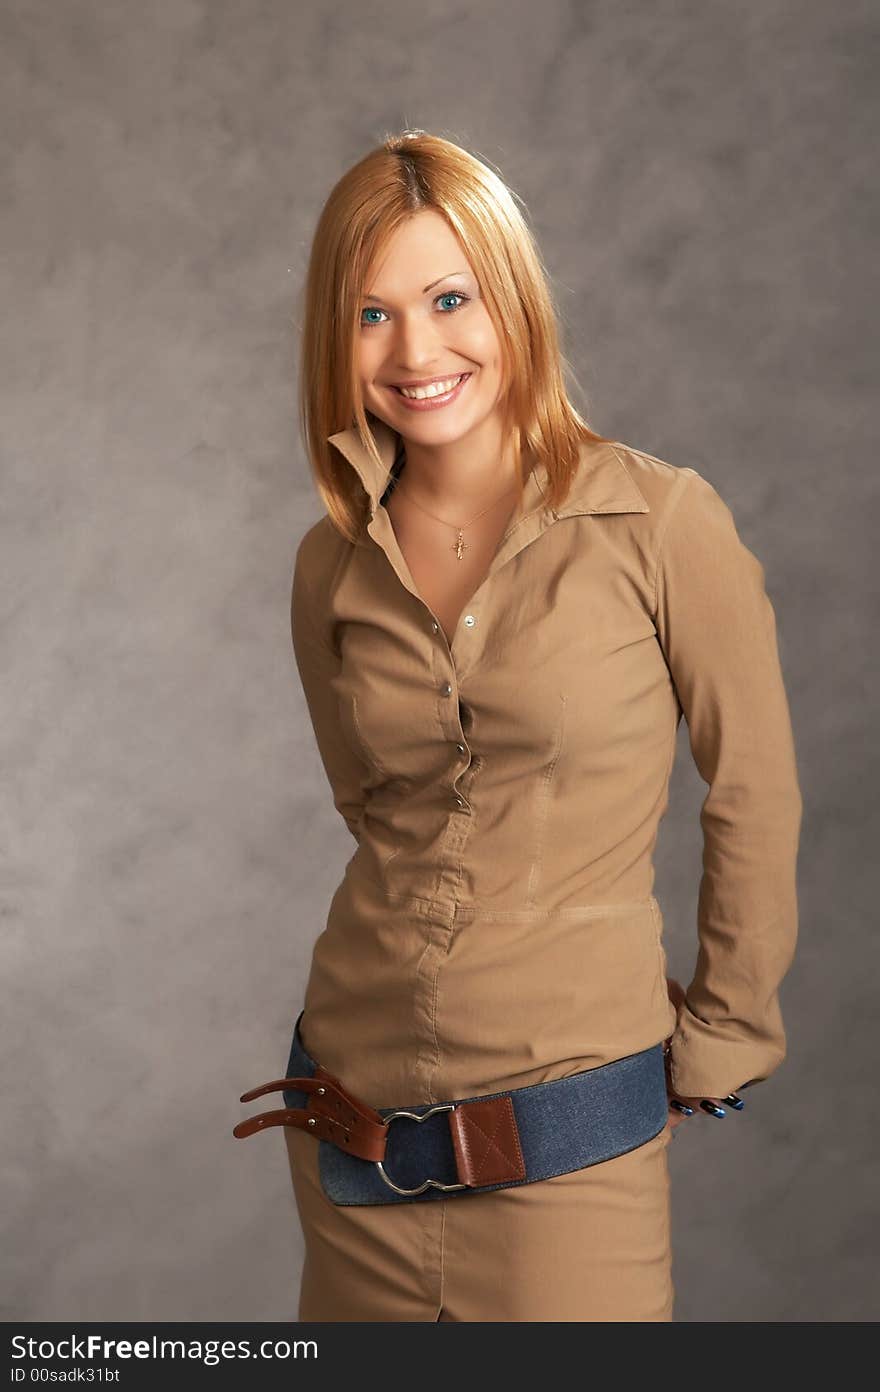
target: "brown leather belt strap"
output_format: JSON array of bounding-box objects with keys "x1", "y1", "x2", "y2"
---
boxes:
[
  {"x1": 234, "y1": 1063, "x2": 526, "y2": 1186},
  {"x1": 232, "y1": 1064, "x2": 389, "y2": 1162},
  {"x1": 448, "y1": 1094, "x2": 526, "y2": 1187}
]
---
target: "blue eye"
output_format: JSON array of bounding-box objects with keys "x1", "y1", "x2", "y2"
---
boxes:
[
  {"x1": 359, "y1": 291, "x2": 470, "y2": 328},
  {"x1": 437, "y1": 292, "x2": 469, "y2": 312}
]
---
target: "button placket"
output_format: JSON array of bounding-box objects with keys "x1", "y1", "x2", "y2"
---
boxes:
[
  {"x1": 451, "y1": 735, "x2": 474, "y2": 812},
  {"x1": 449, "y1": 716, "x2": 472, "y2": 813},
  {"x1": 430, "y1": 614, "x2": 473, "y2": 813}
]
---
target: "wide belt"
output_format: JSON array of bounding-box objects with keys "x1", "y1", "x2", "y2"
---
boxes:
[{"x1": 233, "y1": 1010, "x2": 669, "y2": 1206}]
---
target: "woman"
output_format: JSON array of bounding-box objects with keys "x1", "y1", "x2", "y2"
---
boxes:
[{"x1": 236, "y1": 130, "x2": 802, "y2": 1321}]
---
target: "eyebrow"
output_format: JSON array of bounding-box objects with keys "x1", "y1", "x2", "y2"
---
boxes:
[{"x1": 362, "y1": 271, "x2": 471, "y2": 305}]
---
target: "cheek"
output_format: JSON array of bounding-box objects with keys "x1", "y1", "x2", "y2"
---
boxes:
[
  {"x1": 457, "y1": 306, "x2": 502, "y2": 367},
  {"x1": 357, "y1": 339, "x2": 380, "y2": 385}
]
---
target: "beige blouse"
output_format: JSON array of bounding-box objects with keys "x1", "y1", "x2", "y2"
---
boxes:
[{"x1": 289, "y1": 416, "x2": 802, "y2": 1108}]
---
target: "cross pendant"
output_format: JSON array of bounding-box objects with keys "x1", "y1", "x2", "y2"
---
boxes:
[{"x1": 453, "y1": 532, "x2": 467, "y2": 560}]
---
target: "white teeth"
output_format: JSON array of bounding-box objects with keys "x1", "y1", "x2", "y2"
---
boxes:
[{"x1": 397, "y1": 374, "x2": 465, "y2": 400}]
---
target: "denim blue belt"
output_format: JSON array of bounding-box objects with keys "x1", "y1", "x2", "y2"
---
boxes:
[{"x1": 234, "y1": 1009, "x2": 669, "y2": 1206}]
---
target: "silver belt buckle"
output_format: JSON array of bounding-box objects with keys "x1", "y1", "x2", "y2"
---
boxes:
[{"x1": 375, "y1": 1103, "x2": 468, "y2": 1196}]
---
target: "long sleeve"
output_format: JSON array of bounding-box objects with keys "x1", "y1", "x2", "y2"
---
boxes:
[
  {"x1": 290, "y1": 539, "x2": 369, "y2": 843},
  {"x1": 654, "y1": 469, "x2": 803, "y2": 1099}
]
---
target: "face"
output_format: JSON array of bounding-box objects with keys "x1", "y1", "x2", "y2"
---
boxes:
[{"x1": 356, "y1": 209, "x2": 508, "y2": 447}]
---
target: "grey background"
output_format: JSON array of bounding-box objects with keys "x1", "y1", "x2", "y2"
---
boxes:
[{"x1": 2, "y1": 0, "x2": 875, "y2": 1322}]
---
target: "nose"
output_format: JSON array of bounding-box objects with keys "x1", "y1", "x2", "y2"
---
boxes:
[{"x1": 390, "y1": 309, "x2": 446, "y2": 374}]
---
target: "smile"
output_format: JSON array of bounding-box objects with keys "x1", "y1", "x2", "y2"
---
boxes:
[{"x1": 389, "y1": 372, "x2": 472, "y2": 410}]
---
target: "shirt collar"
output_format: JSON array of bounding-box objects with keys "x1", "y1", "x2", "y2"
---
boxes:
[{"x1": 325, "y1": 416, "x2": 649, "y2": 519}]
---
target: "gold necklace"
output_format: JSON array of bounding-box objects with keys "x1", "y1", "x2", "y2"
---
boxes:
[{"x1": 394, "y1": 478, "x2": 519, "y2": 561}]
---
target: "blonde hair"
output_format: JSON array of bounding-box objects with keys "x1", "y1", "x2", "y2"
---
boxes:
[{"x1": 298, "y1": 129, "x2": 614, "y2": 543}]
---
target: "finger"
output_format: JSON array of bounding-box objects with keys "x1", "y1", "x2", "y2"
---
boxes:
[
  {"x1": 668, "y1": 1098, "x2": 694, "y2": 1116},
  {"x1": 676, "y1": 1091, "x2": 745, "y2": 1112},
  {"x1": 697, "y1": 1092, "x2": 746, "y2": 1117}
]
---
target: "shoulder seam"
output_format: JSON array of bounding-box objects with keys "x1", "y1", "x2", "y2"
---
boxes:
[
  {"x1": 294, "y1": 521, "x2": 351, "y2": 658},
  {"x1": 650, "y1": 467, "x2": 701, "y2": 616}
]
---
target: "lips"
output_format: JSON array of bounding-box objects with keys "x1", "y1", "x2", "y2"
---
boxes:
[
  {"x1": 392, "y1": 373, "x2": 468, "y2": 395},
  {"x1": 387, "y1": 372, "x2": 472, "y2": 411}
]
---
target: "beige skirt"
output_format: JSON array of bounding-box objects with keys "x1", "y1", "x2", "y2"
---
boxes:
[{"x1": 283, "y1": 1119, "x2": 675, "y2": 1322}]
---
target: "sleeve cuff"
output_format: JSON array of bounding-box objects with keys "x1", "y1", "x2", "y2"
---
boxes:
[{"x1": 666, "y1": 998, "x2": 787, "y2": 1099}]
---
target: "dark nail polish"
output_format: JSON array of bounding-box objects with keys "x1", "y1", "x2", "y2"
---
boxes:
[
  {"x1": 669, "y1": 1099, "x2": 694, "y2": 1115},
  {"x1": 700, "y1": 1100, "x2": 726, "y2": 1118},
  {"x1": 721, "y1": 1093, "x2": 744, "y2": 1109}
]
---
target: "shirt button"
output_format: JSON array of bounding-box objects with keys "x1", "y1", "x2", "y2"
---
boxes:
[
  {"x1": 455, "y1": 743, "x2": 467, "y2": 755},
  {"x1": 431, "y1": 620, "x2": 440, "y2": 634},
  {"x1": 454, "y1": 795, "x2": 466, "y2": 808},
  {"x1": 441, "y1": 680, "x2": 453, "y2": 697},
  {"x1": 464, "y1": 614, "x2": 476, "y2": 627}
]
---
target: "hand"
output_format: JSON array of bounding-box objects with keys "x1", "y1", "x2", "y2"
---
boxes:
[{"x1": 663, "y1": 977, "x2": 745, "y2": 1133}]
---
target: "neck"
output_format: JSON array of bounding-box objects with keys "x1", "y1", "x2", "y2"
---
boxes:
[{"x1": 393, "y1": 413, "x2": 523, "y2": 513}]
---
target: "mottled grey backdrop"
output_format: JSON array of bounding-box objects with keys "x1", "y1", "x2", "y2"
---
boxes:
[{"x1": 2, "y1": 0, "x2": 875, "y2": 1323}]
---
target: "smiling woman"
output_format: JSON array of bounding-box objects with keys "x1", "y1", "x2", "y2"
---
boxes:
[
  {"x1": 297, "y1": 130, "x2": 617, "y2": 547},
  {"x1": 236, "y1": 129, "x2": 802, "y2": 1325}
]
